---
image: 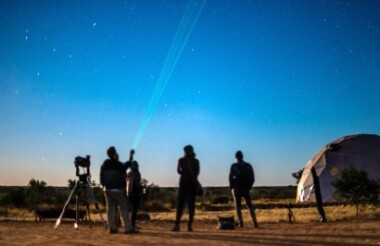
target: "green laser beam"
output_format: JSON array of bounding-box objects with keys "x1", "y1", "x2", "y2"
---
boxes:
[{"x1": 132, "y1": 0, "x2": 206, "y2": 149}]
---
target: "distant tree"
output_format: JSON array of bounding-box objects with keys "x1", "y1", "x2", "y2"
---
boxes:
[
  {"x1": 139, "y1": 178, "x2": 149, "y2": 201},
  {"x1": 26, "y1": 178, "x2": 47, "y2": 210},
  {"x1": 212, "y1": 195, "x2": 230, "y2": 205},
  {"x1": 277, "y1": 186, "x2": 297, "y2": 199},
  {"x1": 1, "y1": 188, "x2": 26, "y2": 208},
  {"x1": 291, "y1": 168, "x2": 304, "y2": 184},
  {"x1": 28, "y1": 179, "x2": 47, "y2": 191},
  {"x1": 140, "y1": 178, "x2": 149, "y2": 190},
  {"x1": 147, "y1": 182, "x2": 160, "y2": 206},
  {"x1": 332, "y1": 165, "x2": 379, "y2": 216},
  {"x1": 48, "y1": 187, "x2": 69, "y2": 206},
  {"x1": 67, "y1": 179, "x2": 76, "y2": 189},
  {"x1": 138, "y1": 179, "x2": 165, "y2": 211}
]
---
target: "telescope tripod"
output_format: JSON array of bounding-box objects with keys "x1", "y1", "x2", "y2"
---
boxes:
[
  {"x1": 287, "y1": 204, "x2": 296, "y2": 223},
  {"x1": 55, "y1": 175, "x2": 107, "y2": 229}
]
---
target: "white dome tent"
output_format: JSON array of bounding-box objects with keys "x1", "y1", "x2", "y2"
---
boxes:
[{"x1": 297, "y1": 134, "x2": 380, "y2": 202}]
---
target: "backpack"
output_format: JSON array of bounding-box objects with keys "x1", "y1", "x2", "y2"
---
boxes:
[
  {"x1": 233, "y1": 163, "x2": 254, "y2": 189},
  {"x1": 217, "y1": 216, "x2": 235, "y2": 230}
]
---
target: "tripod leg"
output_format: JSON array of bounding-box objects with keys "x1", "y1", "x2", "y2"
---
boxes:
[
  {"x1": 292, "y1": 212, "x2": 296, "y2": 223},
  {"x1": 74, "y1": 191, "x2": 79, "y2": 229},
  {"x1": 86, "y1": 183, "x2": 108, "y2": 228},
  {"x1": 83, "y1": 186, "x2": 92, "y2": 228},
  {"x1": 55, "y1": 180, "x2": 78, "y2": 229}
]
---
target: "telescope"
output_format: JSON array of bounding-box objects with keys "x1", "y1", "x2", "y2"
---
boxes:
[{"x1": 74, "y1": 155, "x2": 91, "y2": 182}]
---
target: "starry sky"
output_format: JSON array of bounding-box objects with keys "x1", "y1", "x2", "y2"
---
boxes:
[{"x1": 1, "y1": 0, "x2": 380, "y2": 187}]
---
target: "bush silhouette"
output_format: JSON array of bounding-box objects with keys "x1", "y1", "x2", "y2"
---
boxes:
[{"x1": 332, "y1": 165, "x2": 379, "y2": 216}]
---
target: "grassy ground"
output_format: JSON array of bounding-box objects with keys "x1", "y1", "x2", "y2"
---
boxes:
[
  {"x1": 149, "y1": 205, "x2": 380, "y2": 223},
  {"x1": 2, "y1": 202, "x2": 379, "y2": 224}
]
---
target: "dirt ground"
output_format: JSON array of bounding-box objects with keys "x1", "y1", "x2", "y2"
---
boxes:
[{"x1": 0, "y1": 220, "x2": 379, "y2": 246}]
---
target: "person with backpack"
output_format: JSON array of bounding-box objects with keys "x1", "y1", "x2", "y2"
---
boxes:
[
  {"x1": 229, "y1": 150, "x2": 259, "y2": 228},
  {"x1": 126, "y1": 160, "x2": 142, "y2": 228}
]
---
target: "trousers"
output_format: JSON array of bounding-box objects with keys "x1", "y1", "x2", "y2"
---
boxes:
[{"x1": 105, "y1": 190, "x2": 132, "y2": 232}]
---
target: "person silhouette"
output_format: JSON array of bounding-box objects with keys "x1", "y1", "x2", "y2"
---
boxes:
[
  {"x1": 100, "y1": 146, "x2": 136, "y2": 234},
  {"x1": 126, "y1": 160, "x2": 142, "y2": 228},
  {"x1": 229, "y1": 150, "x2": 258, "y2": 228},
  {"x1": 172, "y1": 145, "x2": 200, "y2": 232}
]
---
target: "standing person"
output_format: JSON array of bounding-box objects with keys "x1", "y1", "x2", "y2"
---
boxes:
[
  {"x1": 100, "y1": 146, "x2": 136, "y2": 234},
  {"x1": 229, "y1": 150, "x2": 259, "y2": 228},
  {"x1": 172, "y1": 145, "x2": 200, "y2": 232},
  {"x1": 126, "y1": 160, "x2": 142, "y2": 228},
  {"x1": 311, "y1": 166, "x2": 327, "y2": 223}
]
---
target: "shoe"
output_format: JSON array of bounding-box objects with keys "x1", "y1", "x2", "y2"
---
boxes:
[
  {"x1": 171, "y1": 224, "x2": 180, "y2": 232},
  {"x1": 187, "y1": 224, "x2": 193, "y2": 232},
  {"x1": 320, "y1": 217, "x2": 327, "y2": 223},
  {"x1": 109, "y1": 229, "x2": 118, "y2": 234},
  {"x1": 253, "y1": 223, "x2": 259, "y2": 228}
]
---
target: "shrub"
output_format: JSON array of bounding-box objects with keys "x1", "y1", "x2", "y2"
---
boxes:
[
  {"x1": 332, "y1": 165, "x2": 380, "y2": 216},
  {"x1": 212, "y1": 196, "x2": 230, "y2": 205},
  {"x1": 0, "y1": 207, "x2": 9, "y2": 216},
  {"x1": 0, "y1": 188, "x2": 27, "y2": 208}
]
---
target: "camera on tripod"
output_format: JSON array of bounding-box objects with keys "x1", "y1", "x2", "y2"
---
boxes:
[
  {"x1": 74, "y1": 155, "x2": 91, "y2": 182},
  {"x1": 75, "y1": 155, "x2": 91, "y2": 167},
  {"x1": 55, "y1": 154, "x2": 106, "y2": 229}
]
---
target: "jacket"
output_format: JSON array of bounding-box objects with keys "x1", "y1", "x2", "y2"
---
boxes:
[
  {"x1": 177, "y1": 157, "x2": 200, "y2": 189},
  {"x1": 100, "y1": 158, "x2": 126, "y2": 190}
]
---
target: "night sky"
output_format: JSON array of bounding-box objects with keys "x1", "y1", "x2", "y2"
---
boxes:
[{"x1": 1, "y1": 0, "x2": 380, "y2": 187}]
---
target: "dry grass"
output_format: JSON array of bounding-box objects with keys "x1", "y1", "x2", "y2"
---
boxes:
[
  {"x1": 1, "y1": 200, "x2": 379, "y2": 245},
  {"x1": 148, "y1": 204, "x2": 380, "y2": 224},
  {"x1": 256, "y1": 205, "x2": 380, "y2": 223},
  {"x1": 1, "y1": 202, "x2": 379, "y2": 224},
  {"x1": 0, "y1": 208, "x2": 34, "y2": 220}
]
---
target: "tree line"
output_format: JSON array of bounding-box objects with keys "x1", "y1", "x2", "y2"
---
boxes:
[
  {"x1": 0, "y1": 165, "x2": 378, "y2": 215},
  {"x1": 0, "y1": 179, "x2": 295, "y2": 212}
]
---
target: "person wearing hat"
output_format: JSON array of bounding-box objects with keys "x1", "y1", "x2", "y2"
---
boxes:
[{"x1": 172, "y1": 145, "x2": 200, "y2": 232}]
